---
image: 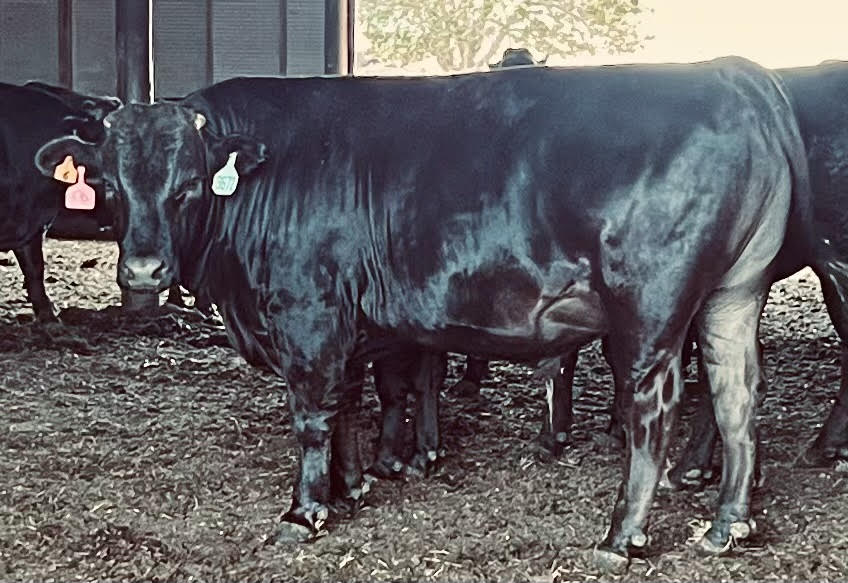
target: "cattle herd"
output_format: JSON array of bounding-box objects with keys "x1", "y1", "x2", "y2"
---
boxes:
[{"x1": 4, "y1": 51, "x2": 848, "y2": 572}]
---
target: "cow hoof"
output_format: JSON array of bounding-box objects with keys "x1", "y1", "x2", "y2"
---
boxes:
[
  {"x1": 797, "y1": 443, "x2": 848, "y2": 468},
  {"x1": 450, "y1": 379, "x2": 481, "y2": 398},
  {"x1": 36, "y1": 310, "x2": 60, "y2": 324},
  {"x1": 366, "y1": 456, "x2": 406, "y2": 480},
  {"x1": 534, "y1": 431, "x2": 568, "y2": 460},
  {"x1": 696, "y1": 519, "x2": 754, "y2": 556},
  {"x1": 696, "y1": 532, "x2": 732, "y2": 556},
  {"x1": 407, "y1": 450, "x2": 438, "y2": 477},
  {"x1": 592, "y1": 432, "x2": 624, "y2": 451},
  {"x1": 276, "y1": 520, "x2": 316, "y2": 543},
  {"x1": 592, "y1": 546, "x2": 629, "y2": 573},
  {"x1": 667, "y1": 465, "x2": 713, "y2": 490},
  {"x1": 330, "y1": 480, "x2": 370, "y2": 516}
]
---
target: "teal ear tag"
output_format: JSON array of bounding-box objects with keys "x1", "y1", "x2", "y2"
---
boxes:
[{"x1": 212, "y1": 152, "x2": 239, "y2": 196}]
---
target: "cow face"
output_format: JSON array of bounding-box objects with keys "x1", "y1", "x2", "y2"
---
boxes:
[{"x1": 35, "y1": 102, "x2": 267, "y2": 293}]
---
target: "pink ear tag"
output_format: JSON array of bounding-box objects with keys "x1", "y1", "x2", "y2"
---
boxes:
[{"x1": 64, "y1": 165, "x2": 96, "y2": 210}]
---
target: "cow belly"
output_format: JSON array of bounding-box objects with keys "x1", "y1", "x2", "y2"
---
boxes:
[{"x1": 401, "y1": 277, "x2": 608, "y2": 361}]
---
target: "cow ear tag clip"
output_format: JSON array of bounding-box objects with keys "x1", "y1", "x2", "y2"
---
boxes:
[
  {"x1": 65, "y1": 166, "x2": 96, "y2": 210},
  {"x1": 53, "y1": 155, "x2": 78, "y2": 183},
  {"x1": 212, "y1": 152, "x2": 239, "y2": 196}
]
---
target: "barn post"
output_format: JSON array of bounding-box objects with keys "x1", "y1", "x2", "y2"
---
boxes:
[{"x1": 115, "y1": 0, "x2": 158, "y2": 312}]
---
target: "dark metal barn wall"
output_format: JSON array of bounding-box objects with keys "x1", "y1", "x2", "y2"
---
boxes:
[
  {"x1": 153, "y1": 0, "x2": 211, "y2": 97},
  {"x1": 286, "y1": 0, "x2": 324, "y2": 74},
  {"x1": 1, "y1": 0, "x2": 346, "y2": 96},
  {"x1": 0, "y1": 0, "x2": 60, "y2": 84},
  {"x1": 72, "y1": 0, "x2": 117, "y2": 95}
]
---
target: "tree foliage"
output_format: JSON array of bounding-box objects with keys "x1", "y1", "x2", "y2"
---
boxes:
[{"x1": 358, "y1": 0, "x2": 649, "y2": 72}]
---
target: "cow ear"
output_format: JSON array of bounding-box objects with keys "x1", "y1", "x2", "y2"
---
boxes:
[
  {"x1": 208, "y1": 134, "x2": 268, "y2": 177},
  {"x1": 35, "y1": 136, "x2": 100, "y2": 180}
]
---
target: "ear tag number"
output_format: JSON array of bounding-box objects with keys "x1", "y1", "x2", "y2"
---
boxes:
[
  {"x1": 65, "y1": 166, "x2": 96, "y2": 210},
  {"x1": 212, "y1": 152, "x2": 239, "y2": 196},
  {"x1": 53, "y1": 155, "x2": 78, "y2": 183}
]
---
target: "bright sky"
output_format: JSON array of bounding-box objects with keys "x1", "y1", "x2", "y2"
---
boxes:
[{"x1": 564, "y1": 0, "x2": 848, "y2": 68}]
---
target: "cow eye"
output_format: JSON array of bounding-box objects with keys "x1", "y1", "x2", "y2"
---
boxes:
[
  {"x1": 102, "y1": 179, "x2": 119, "y2": 201},
  {"x1": 174, "y1": 177, "x2": 204, "y2": 203}
]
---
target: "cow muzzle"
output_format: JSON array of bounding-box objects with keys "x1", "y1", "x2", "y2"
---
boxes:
[{"x1": 118, "y1": 256, "x2": 172, "y2": 292}]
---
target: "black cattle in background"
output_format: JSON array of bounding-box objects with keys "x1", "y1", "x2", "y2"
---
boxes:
[
  {"x1": 489, "y1": 47, "x2": 547, "y2": 68},
  {"x1": 35, "y1": 57, "x2": 813, "y2": 566},
  {"x1": 668, "y1": 61, "x2": 848, "y2": 485},
  {"x1": 0, "y1": 82, "x2": 118, "y2": 320}
]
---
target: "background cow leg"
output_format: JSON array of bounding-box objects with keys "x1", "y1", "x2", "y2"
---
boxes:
[
  {"x1": 599, "y1": 340, "x2": 627, "y2": 449},
  {"x1": 13, "y1": 236, "x2": 57, "y2": 321},
  {"x1": 803, "y1": 267, "x2": 848, "y2": 465},
  {"x1": 537, "y1": 351, "x2": 576, "y2": 457},
  {"x1": 330, "y1": 363, "x2": 368, "y2": 514},
  {"x1": 666, "y1": 388, "x2": 718, "y2": 489},
  {"x1": 451, "y1": 356, "x2": 489, "y2": 397},
  {"x1": 369, "y1": 354, "x2": 412, "y2": 479},
  {"x1": 804, "y1": 346, "x2": 848, "y2": 464},
  {"x1": 694, "y1": 288, "x2": 766, "y2": 555},
  {"x1": 165, "y1": 284, "x2": 186, "y2": 308},
  {"x1": 408, "y1": 351, "x2": 447, "y2": 475},
  {"x1": 668, "y1": 339, "x2": 767, "y2": 489}
]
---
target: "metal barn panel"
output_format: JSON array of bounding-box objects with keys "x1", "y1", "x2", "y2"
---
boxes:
[
  {"x1": 211, "y1": 0, "x2": 282, "y2": 81},
  {"x1": 286, "y1": 0, "x2": 324, "y2": 75},
  {"x1": 0, "y1": 0, "x2": 59, "y2": 84},
  {"x1": 72, "y1": 0, "x2": 117, "y2": 95},
  {"x1": 153, "y1": 0, "x2": 209, "y2": 97}
]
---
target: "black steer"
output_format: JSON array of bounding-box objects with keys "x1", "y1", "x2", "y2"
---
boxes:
[
  {"x1": 1, "y1": 82, "x2": 118, "y2": 320},
  {"x1": 666, "y1": 61, "x2": 848, "y2": 485},
  {"x1": 36, "y1": 57, "x2": 813, "y2": 568}
]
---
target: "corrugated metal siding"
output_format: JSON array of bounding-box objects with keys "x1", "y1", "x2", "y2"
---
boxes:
[
  {"x1": 211, "y1": 0, "x2": 282, "y2": 81},
  {"x1": 286, "y1": 0, "x2": 324, "y2": 75},
  {"x1": 153, "y1": 0, "x2": 209, "y2": 97},
  {"x1": 0, "y1": 0, "x2": 59, "y2": 84},
  {"x1": 72, "y1": 0, "x2": 117, "y2": 94}
]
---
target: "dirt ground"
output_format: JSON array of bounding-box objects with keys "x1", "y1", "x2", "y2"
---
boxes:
[{"x1": 1, "y1": 239, "x2": 847, "y2": 582}]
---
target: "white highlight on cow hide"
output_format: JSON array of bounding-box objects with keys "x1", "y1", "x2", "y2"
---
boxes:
[{"x1": 545, "y1": 378, "x2": 555, "y2": 430}]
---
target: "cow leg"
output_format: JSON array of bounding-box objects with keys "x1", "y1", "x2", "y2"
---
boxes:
[
  {"x1": 803, "y1": 346, "x2": 848, "y2": 464},
  {"x1": 13, "y1": 236, "x2": 57, "y2": 321},
  {"x1": 451, "y1": 356, "x2": 489, "y2": 397},
  {"x1": 329, "y1": 363, "x2": 369, "y2": 514},
  {"x1": 408, "y1": 351, "x2": 447, "y2": 475},
  {"x1": 692, "y1": 289, "x2": 766, "y2": 555},
  {"x1": 165, "y1": 284, "x2": 186, "y2": 308},
  {"x1": 601, "y1": 339, "x2": 627, "y2": 449},
  {"x1": 666, "y1": 386, "x2": 718, "y2": 489},
  {"x1": 668, "y1": 339, "x2": 767, "y2": 490},
  {"x1": 606, "y1": 328, "x2": 698, "y2": 452},
  {"x1": 594, "y1": 333, "x2": 686, "y2": 570},
  {"x1": 277, "y1": 355, "x2": 352, "y2": 542},
  {"x1": 369, "y1": 354, "x2": 412, "y2": 479},
  {"x1": 802, "y1": 266, "x2": 848, "y2": 465},
  {"x1": 537, "y1": 351, "x2": 577, "y2": 457}
]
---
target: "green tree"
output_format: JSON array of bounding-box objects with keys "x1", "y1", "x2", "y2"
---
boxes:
[{"x1": 358, "y1": 0, "x2": 649, "y2": 72}]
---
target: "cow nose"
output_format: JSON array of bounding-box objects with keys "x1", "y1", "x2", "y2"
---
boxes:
[{"x1": 119, "y1": 256, "x2": 170, "y2": 292}]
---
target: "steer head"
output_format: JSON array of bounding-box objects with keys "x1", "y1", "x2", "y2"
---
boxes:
[{"x1": 34, "y1": 102, "x2": 268, "y2": 293}]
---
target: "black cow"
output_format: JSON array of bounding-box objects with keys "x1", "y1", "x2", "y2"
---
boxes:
[
  {"x1": 0, "y1": 82, "x2": 118, "y2": 320},
  {"x1": 35, "y1": 57, "x2": 813, "y2": 568},
  {"x1": 489, "y1": 47, "x2": 547, "y2": 69},
  {"x1": 665, "y1": 61, "x2": 848, "y2": 485}
]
